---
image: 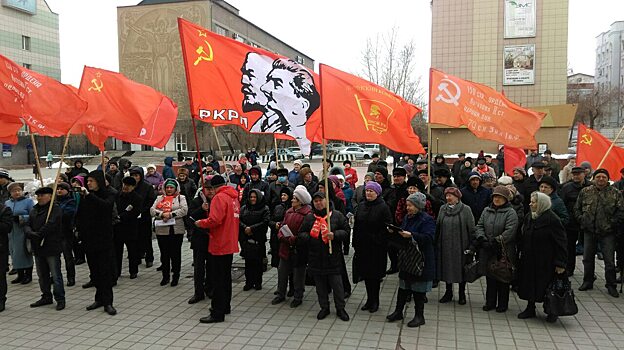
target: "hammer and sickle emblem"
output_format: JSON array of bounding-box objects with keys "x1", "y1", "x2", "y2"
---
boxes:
[
  {"x1": 194, "y1": 40, "x2": 214, "y2": 66},
  {"x1": 88, "y1": 78, "x2": 103, "y2": 93},
  {"x1": 580, "y1": 133, "x2": 593, "y2": 146},
  {"x1": 435, "y1": 77, "x2": 461, "y2": 106}
]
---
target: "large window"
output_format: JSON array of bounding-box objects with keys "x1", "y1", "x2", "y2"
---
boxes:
[
  {"x1": 175, "y1": 133, "x2": 187, "y2": 151},
  {"x1": 21, "y1": 35, "x2": 30, "y2": 51},
  {"x1": 214, "y1": 25, "x2": 227, "y2": 36},
  {"x1": 22, "y1": 63, "x2": 31, "y2": 69}
]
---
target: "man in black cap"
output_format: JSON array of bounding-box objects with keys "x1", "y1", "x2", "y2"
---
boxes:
[
  {"x1": 433, "y1": 168, "x2": 454, "y2": 202},
  {"x1": 113, "y1": 177, "x2": 142, "y2": 281},
  {"x1": 26, "y1": 186, "x2": 65, "y2": 311},
  {"x1": 574, "y1": 169, "x2": 624, "y2": 297},
  {"x1": 522, "y1": 161, "x2": 546, "y2": 212},
  {"x1": 129, "y1": 167, "x2": 156, "y2": 268},
  {"x1": 385, "y1": 167, "x2": 409, "y2": 274},
  {"x1": 107, "y1": 161, "x2": 122, "y2": 191},
  {"x1": 415, "y1": 158, "x2": 428, "y2": 173},
  {"x1": 75, "y1": 171, "x2": 118, "y2": 315},
  {"x1": 560, "y1": 166, "x2": 591, "y2": 276},
  {"x1": 367, "y1": 153, "x2": 381, "y2": 173},
  {"x1": 452, "y1": 153, "x2": 466, "y2": 185},
  {"x1": 0, "y1": 169, "x2": 13, "y2": 204}
]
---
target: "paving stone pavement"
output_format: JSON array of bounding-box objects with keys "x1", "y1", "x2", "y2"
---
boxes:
[{"x1": 0, "y1": 239, "x2": 622, "y2": 350}]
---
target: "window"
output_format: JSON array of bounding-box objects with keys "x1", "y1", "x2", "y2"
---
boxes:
[
  {"x1": 22, "y1": 63, "x2": 31, "y2": 69},
  {"x1": 295, "y1": 55, "x2": 304, "y2": 64},
  {"x1": 214, "y1": 25, "x2": 227, "y2": 36},
  {"x1": 175, "y1": 133, "x2": 187, "y2": 151},
  {"x1": 17, "y1": 124, "x2": 28, "y2": 136},
  {"x1": 21, "y1": 36, "x2": 30, "y2": 51}
]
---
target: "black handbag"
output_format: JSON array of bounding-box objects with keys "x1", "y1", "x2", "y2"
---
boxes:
[
  {"x1": 486, "y1": 239, "x2": 515, "y2": 284},
  {"x1": 544, "y1": 275, "x2": 578, "y2": 316},
  {"x1": 397, "y1": 239, "x2": 424, "y2": 276},
  {"x1": 463, "y1": 255, "x2": 481, "y2": 283}
]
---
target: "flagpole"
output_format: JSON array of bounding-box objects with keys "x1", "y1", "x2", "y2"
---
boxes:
[
  {"x1": 191, "y1": 118, "x2": 205, "y2": 190},
  {"x1": 319, "y1": 64, "x2": 332, "y2": 255},
  {"x1": 597, "y1": 123, "x2": 624, "y2": 169},
  {"x1": 28, "y1": 127, "x2": 44, "y2": 187},
  {"x1": 46, "y1": 132, "x2": 70, "y2": 222},
  {"x1": 101, "y1": 152, "x2": 106, "y2": 173},
  {"x1": 274, "y1": 135, "x2": 279, "y2": 168},
  {"x1": 427, "y1": 68, "x2": 433, "y2": 195}
]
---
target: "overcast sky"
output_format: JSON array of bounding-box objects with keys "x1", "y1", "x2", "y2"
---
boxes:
[{"x1": 46, "y1": 0, "x2": 624, "y2": 90}]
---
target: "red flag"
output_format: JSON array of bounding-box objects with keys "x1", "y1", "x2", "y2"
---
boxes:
[
  {"x1": 503, "y1": 146, "x2": 526, "y2": 175},
  {"x1": 319, "y1": 64, "x2": 425, "y2": 154},
  {"x1": 78, "y1": 66, "x2": 176, "y2": 138},
  {"x1": 577, "y1": 123, "x2": 624, "y2": 180},
  {"x1": 429, "y1": 68, "x2": 546, "y2": 148},
  {"x1": 0, "y1": 118, "x2": 23, "y2": 144},
  {"x1": 178, "y1": 18, "x2": 321, "y2": 154},
  {"x1": 0, "y1": 54, "x2": 87, "y2": 136}
]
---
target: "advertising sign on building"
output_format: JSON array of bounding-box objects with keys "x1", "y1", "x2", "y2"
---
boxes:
[
  {"x1": 1, "y1": 0, "x2": 36, "y2": 15},
  {"x1": 504, "y1": 0, "x2": 536, "y2": 38},
  {"x1": 503, "y1": 44, "x2": 535, "y2": 85}
]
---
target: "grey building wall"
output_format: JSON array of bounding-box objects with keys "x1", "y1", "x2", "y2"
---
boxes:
[{"x1": 595, "y1": 21, "x2": 624, "y2": 127}]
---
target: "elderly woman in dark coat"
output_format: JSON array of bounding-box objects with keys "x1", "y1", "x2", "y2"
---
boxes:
[
  {"x1": 475, "y1": 185, "x2": 519, "y2": 313},
  {"x1": 436, "y1": 187, "x2": 475, "y2": 305},
  {"x1": 352, "y1": 181, "x2": 392, "y2": 313},
  {"x1": 386, "y1": 192, "x2": 435, "y2": 328},
  {"x1": 517, "y1": 191, "x2": 567, "y2": 323},
  {"x1": 239, "y1": 189, "x2": 270, "y2": 291}
]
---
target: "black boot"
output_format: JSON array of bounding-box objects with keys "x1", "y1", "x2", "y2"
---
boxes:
[
  {"x1": 160, "y1": 273, "x2": 170, "y2": 286},
  {"x1": 361, "y1": 280, "x2": 373, "y2": 311},
  {"x1": 386, "y1": 288, "x2": 409, "y2": 322},
  {"x1": 458, "y1": 282, "x2": 466, "y2": 305},
  {"x1": 517, "y1": 301, "x2": 536, "y2": 319},
  {"x1": 407, "y1": 292, "x2": 426, "y2": 328},
  {"x1": 439, "y1": 283, "x2": 453, "y2": 303},
  {"x1": 11, "y1": 269, "x2": 23, "y2": 284},
  {"x1": 21, "y1": 268, "x2": 32, "y2": 284},
  {"x1": 170, "y1": 274, "x2": 179, "y2": 287}
]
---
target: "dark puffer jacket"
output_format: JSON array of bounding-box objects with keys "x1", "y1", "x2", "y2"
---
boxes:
[
  {"x1": 299, "y1": 206, "x2": 350, "y2": 276},
  {"x1": 353, "y1": 196, "x2": 393, "y2": 281},
  {"x1": 25, "y1": 201, "x2": 63, "y2": 257},
  {"x1": 75, "y1": 170, "x2": 116, "y2": 252},
  {"x1": 398, "y1": 211, "x2": 436, "y2": 282},
  {"x1": 239, "y1": 189, "x2": 270, "y2": 243}
]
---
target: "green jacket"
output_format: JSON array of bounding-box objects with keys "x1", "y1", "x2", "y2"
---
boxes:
[
  {"x1": 574, "y1": 185, "x2": 624, "y2": 238},
  {"x1": 549, "y1": 193, "x2": 569, "y2": 226}
]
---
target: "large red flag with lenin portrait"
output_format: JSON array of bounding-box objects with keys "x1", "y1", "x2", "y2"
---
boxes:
[
  {"x1": 429, "y1": 68, "x2": 546, "y2": 148},
  {"x1": 178, "y1": 18, "x2": 322, "y2": 154}
]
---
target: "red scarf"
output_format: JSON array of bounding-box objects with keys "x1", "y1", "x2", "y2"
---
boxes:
[
  {"x1": 156, "y1": 195, "x2": 175, "y2": 213},
  {"x1": 310, "y1": 213, "x2": 330, "y2": 244}
]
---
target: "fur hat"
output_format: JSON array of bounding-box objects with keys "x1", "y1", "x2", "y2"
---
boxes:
[
  {"x1": 497, "y1": 176, "x2": 513, "y2": 185},
  {"x1": 492, "y1": 185, "x2": 513, "y2": 202},
  {"x1": 293, "y1": 185, "x2": 312, "y2": 205},
  {"x1": 538, "y1": 176, "x2": 558, "y2": 191}
]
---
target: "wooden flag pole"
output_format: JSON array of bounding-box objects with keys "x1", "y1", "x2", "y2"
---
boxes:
[
  {"x1": 212, "y1": 127, "x2": 223, "y2": 157},
  {"x1": 46, "y1": 132, "x2": 70, "y2": 222},
  {"x1": 274, "y1": 136, "x2": 280, "y2": 168},
  {"x1": 28, "y1": 127, "x2": 44, "y2": 187},
  {"x1": 321, "y1": 137, "x2": 333, "y2": 255},
  {"x1": 190, "y1": 118, "x2": 205, "y2": 190},
  {"x1": 597, "y1": 123, "x2": 624, "y2": 169},
  {"x1": 101, "y1": 152, "x2": 106, "y2": 173}
]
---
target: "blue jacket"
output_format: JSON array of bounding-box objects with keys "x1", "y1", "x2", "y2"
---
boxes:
[
  {"x1": 342, "y1": 184, "x2": 354, "y2": 214},
  {"x1": 461, "y1": 185, "x2": 492, "y2": 221},
  {"x1": 163, "y1": 157, "x2": 175, "y2": 180},
  {"x1": 399, "y1": 211, "x2": 436, "y2": 282},
  {"x1": 288, "y1": 170, "x2": 300, "y2": 185}
]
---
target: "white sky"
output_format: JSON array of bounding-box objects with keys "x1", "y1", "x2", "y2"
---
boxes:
[{"x1": 45, "y1": 0, "x2": 624, "y2": 89}]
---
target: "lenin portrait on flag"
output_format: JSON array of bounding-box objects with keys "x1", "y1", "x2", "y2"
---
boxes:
[{"x1": 241, "y1": 53, "x2": 320, "y2": 146}]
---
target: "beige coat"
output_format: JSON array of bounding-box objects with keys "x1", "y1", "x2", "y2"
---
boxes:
[{"x1": 150, "y1": 194, "x2": 188, "y2": 235}]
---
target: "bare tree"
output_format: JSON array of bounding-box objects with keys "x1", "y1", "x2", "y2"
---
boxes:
[{"x1": 568, "y1": 86, "x2": 621, "y2": 129}]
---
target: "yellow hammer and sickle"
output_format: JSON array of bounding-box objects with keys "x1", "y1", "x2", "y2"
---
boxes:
[
  {"x1": 88, "y1": 78, "x2": 103, "y2": 93},
  {"x1": 580, "y1": 133, "x2": 592, "y2": 146},
  {"x1": 194, "y1": 40, "x2": 214, "y2": 66}
]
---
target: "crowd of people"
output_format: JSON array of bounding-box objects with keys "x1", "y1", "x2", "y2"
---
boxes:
[{"x1": 0, "y1": 148, "x2": 621, "y2": 327}]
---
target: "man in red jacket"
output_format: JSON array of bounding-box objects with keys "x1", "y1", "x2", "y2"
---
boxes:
[{"x1": 196, "y1": 175, "x2": 240, "y2": 323}]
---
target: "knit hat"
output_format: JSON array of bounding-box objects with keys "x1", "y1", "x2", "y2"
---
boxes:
[
  {"x1": 7, "y1": 182, "x2": 24, "y2": 192},
  {"x1": 498, "y1": 176, "x2": 513, "y2": 185},
  {"x1": 210, "y1": 175, "x2": 226, "y2": 187},
  {"x1": 328, "y1": 175, "x2": 341, "y2": 189},
  {"x1": 146, "y1": 164, "x2": 156, "y2": 170},
  {"x1": 492, "y1": 185, "x2": 513, "y2": 202},
  {"x1": 364, "y1": 172, "x2": 375, "y2": 180},
  {"x1": 122, "y1": 176, "x2": 137, "y2": 186},
  {"x1": 374, "y1": 166, "x2": 388, "y2": 179},
  {"x1": 293, "y1": 185, "x2": 312, "y2": 205},
  {"x1": 513, "y1": 167, "x2": 527, "y2": 177},
  {"x1": 293, "y1": 159, "x2": 303, "y2": 166},
  {"x1": 593, "y1": 168, "x2": 610, "y2": 179},
  {"x1": 579, "y1": 161, "x2": 592, "y2": 172},
  {"x1": 163, "y1": 179, "x2": 178, "y2": 189},
  {"x1": 312, "y1": 191, "x2": 325, "y2": 200},
  {"x1": 444, "y1": 186, "x2": 462, "y2": 199},
  {"x1": 365, "y1": 181, "x2": 382, "y2": 196},
  {"x1": 335, "y1": 174, "x2": 345, "y2": 183},
  {"x1": 71, "y1": 175, "x2": 85, "y2": 187},
  {"x1": 35, "y1": 186, "x2": 54, "y2": 195},
  {"x1": 406, "y1": 192, "x2": 426, "y2": 209},
  {"x1": 538, "y1": 176, "x2": 558, "y2": 191},
  {"x1": 468, "y1": 171, "x2": 482, "y2": 181},
  {"x1": 56, "y1": 182, "x2": 70, "y2": 192}
]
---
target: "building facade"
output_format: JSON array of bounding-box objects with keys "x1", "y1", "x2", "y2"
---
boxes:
[
  {"x1": 117, "y1": 0, "x2": 314, "y2": 154},
  {"x1": 595, "y1": 21, "x2": 624, "y2": 128},
  {"x1": 430, "y1": 0, "x2": 573, "y2": 154}
]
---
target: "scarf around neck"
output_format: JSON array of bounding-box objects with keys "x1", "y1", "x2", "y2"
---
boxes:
[
  {"x1": 310, "y1": 213, "x2": 330, "y2": 244},
  {"x1": 156, "y1": 195, "x2": 176, "y2": 213}
]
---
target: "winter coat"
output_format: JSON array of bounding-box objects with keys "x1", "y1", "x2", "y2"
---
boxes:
[
  {"x1": 187, "y1": 192, "x2": 210, "y2": 251},
  {"x1": 151, "y1": 188, "x2": 188, "y2": 236},
  {"x1": 56, "y1": 194, "x2": 76, "y2": 241},
  {"x1": 196, "y1": 185, "x2": 241, "y2": 256},
  {"x1": 0, "y1": 204, "x2": 12, "y2": 253},
  {"x1": 386, "y1": 183, "x2": 408, "y2": 225},
  {"x1": 510, "y1": 193, "x2": 525, "y2": 232},
  {"x1": 5, "y1": 197, "x2": 33, "y2": 268},
  {"x1": 342, "y1": 184, "x2": 354, "y2": 214},
  {"x1": 67, "y1": 165, "x2": 89, "y2": 179},
  {"x1": 107, "y1": 169, "x2": 123, "y2": 191},
  {"x1": 145, "y1": 171, "x2": 164, "y2": 189},
  {"x1": 352, "y1": 184, "x2": 366, "y2": 213},
  {"x1": 229, "y1": 172, "x2": 249, "y2": 186},
  {"x1": 460, "y1": 184, "x2": 492, "y2": 222},
  {"x1": 472, "y1": 165, "x2": 496, "y2": 178},
  {"x1": 278, "y1": 204, "x2": 311, "y2": 264},
  {"x1": 242, "y1": 175, "x2": 270, "y2": 204},
  {"x1": 522, "y1": 175, "x2": 542, "y2": 212},
  {"x1": 267, "y1": 181, "x2": 295, "y2": 212},
  {"x1": 344, "y1": 167, "x2": 358, "y2": 189},
  {"x1": 458, "y1": 166, "x2": 473, "y2": 187},
  {"x1": 301, "y1": 179, "x2": 318, "y2": 196},
  {"x1": 517, "y1": 209, "x2": 567, "y2": 302},
  {"x1": 0, "y1": 184, "x2": 8, "y2": 204},
  {"x1": 475, "y1": 203, "x2": 519, "y2": 275},
  {"x1": 25, "y1": 202, "x2": 63, "y2": 257},
  {"x1": 352, "y1": 196, "x2": 392, "y2": 281},
  {"x1": 526, "y1": 154, "x2": 542, "y2": 170},
  {"x1": 163, "y1": 157, "x2": 175, "y2": 180},
  {"x1": 114, "y1": 190, "x2": 142, "y2": 240},
  {"x1": 397, "y1": 211, "x2": 436, "y2": 282},
  {"x1": 367, "y1": 160, "x2": 380, "y2": 173},
  {"x1": 435, "y1": 202, "x2": 475, "y2": 283},
  {"x1": 178, "y1": 178, "x2": 197, "y2": 201},
  {"x1": 239, "y1": 189, "x2": 270, "y2": 243},
  {"x1": 75, "y1": 171, "x2": 116, "y2": 252},
  {"x1": 560, "y1": 179, "x2": 590, "y2": 232},
  {"x1": 288, "y1": 170, "x2": 300, "y2": 185},
  {"x1": 574, "y1": 184, "x2": 624, "y2": 238},
  {"x1": 299, "y1": 207, "x2": 350, "y2": 276},
  {"x1": 130, "y1": 167, "x2": 156, "y2": 218},
  {"x1": 452, "y1": 160, "x2": 465, "y2": 187},
  {"x1": 548, "y1": 193, "x2": 569, "y2": 226}
]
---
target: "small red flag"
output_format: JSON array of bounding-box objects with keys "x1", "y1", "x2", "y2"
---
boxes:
[
  {"x1": 577, "y1": 123, "x2": 624, "y2": 180},
  {"x1": 503, "y1": 146, "x2": 526, "y2": 175},
  {"x1": 318, "y1": 64, "x2": 425, "y2": 154}
]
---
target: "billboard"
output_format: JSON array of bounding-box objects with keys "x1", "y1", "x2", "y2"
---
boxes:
[
  {"x1": 2, "y1": 0, "x2": 36, "y2": 15},
  {"x1": 503, "y1": 44, "x2": 535, "y2": 86},
  {"x1": 504, "y1": 0, "x2": 536, "y2": 38}
]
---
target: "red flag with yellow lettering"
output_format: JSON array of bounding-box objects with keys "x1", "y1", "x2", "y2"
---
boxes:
[
  {"x1": 318, "y1": 64, "x2": 425, "y2": 154},
  {"x1": 0, "y1": 54, "x2": 87, "y2": 136},
  {"x1": 577, "y1": 123, "x2": 624, "y2": 180},
  {"x1": 178, "y1": 18, "x2": 321, "y2": 154},
  {"x1": 429, "y1": 68, "x2": 546, "y2": 148}
]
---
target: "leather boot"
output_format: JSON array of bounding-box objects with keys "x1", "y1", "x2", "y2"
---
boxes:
[
  {"x1": 517, "y1": 301, "x2": 536, "y2": 319},
  {"x1": 458, "y1": 282, "x2": 467, "y2": 305},
  {"x1": 439, "y1": 283, "x2": 453, "y2": 303},
  {"x1": 386, "y1": 288, "x2": 409, "y2": 322},
  {"x1": 21, "y1": 268, "x2": 32, "y2": 284},
  {"x1": 11, "y1": 269, "x2": 23, "y2": 284},
  {"x1": 170, "y1": 274, "x2": 179, "y2": 287},
  {"x1": 407, "y1": 292, "x2": 426, "y2": 328}
]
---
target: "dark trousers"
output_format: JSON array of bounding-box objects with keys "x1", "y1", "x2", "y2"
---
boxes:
[
  {"x1": 114, "y1": 235, "x2": 139, "y2": 277},
  {"x1": 485, "y1": 276, "x2": 509, "y2": 309},
  {"x1": 86, "y1": 248, "x2": 114, "y2": 305},
  {"x1": 35, "y1": 255, "x2": 65, "y2": 302},
  {"x1": 269, "y1": 228, "x2": 280, "y2": 268},
  {"x1": 583, "y1": 233, "x2": 617, "y2": 286},
  {"x1": 244, "y1": 255, "x2": 263, "y2": 287},
  {"x1": 314, "y1": 273, "x2": 345, "y2": 310},
  {"x1": 0, "y1": 246, "x2": 7, "y2": 302},
  {"x1": 617, "y1": 232, "x2": 624, "y2": 272},
  {"x1": 364, "y1": 278, "x2": 381, "y2": 305},
  {"x1": 388, "y1": 246, "x2": 398, "y2": 270},
  {"x1": 341, "y1": 257, "x2": 351, "y2": 294},
  {"x1": 60, "y1": 238, "x2": 75, "y2": 280},
  {"x1": 566, "y1": 228, "x2": 579, "y2": 273},
  {"x1": 73, "y1": 236, "x2": 85, "y2": 262},
  {"x1": 156, "y1": 234, "x2": 183, "y2": 277},
  {"x1": 277, "y1": 258, "x2": 305, "y2": 300},
  {"x1": 192, "y1": 247, "x2": 212, "y2": 298},
  {"x1": 138, "y1": 217, "x2": 154, "y2": 263},
  {"x1": 210, "y1": 254, "x2": 233, "y2": 319}
]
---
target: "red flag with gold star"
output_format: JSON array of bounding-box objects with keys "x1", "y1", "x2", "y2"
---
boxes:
[{"x1": 577, "y1": 123, "x2": 624, "y2": 180}]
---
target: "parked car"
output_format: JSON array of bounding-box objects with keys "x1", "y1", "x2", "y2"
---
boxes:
[
  {"x1": 286, "y1": 146, "x2": 305, "y2": 158},
  {"x1": 327, "y1": 143, "x2": 346, "y2": 153},
  {"x1": 362, "y1": 143, "x2": 380, "y2": 154},
  {"x1": 338, "y1": 146, "x2": 373, "y2": 159},
  {"x1": 267, "y1": 148, "x2": 298, "y2": 161}
]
